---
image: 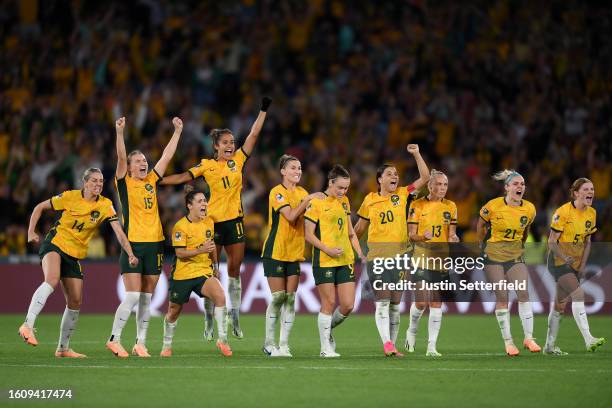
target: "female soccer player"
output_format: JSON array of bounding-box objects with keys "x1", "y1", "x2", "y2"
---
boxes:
[
  {"x1": 106, "y1": 116, "x2": 183, "y2": 358},
  {"x1": 305, "y1": 165, "x2": 366, "y2": 358},
  {"x1": 544, "y1": 178, "x2": 606, "y2": 354},
  {"x1": 477, "y1": 169, "x2": 540, "y2": 356},
  {"x1": 20, "y1": 168, "x2": 138, "y2": 357},
  {"x1": 405, "y1": 170, "x2": 459, "y2": 357},
  {"x1": 261, "y1": 155, "x2": 325, "y2": 357},
  {"x1": 162, "y1": 97, "x2": 272, "y2": 339},
  {"x1": 161, "y1": 190, "x2": 232, "y2": 357},
  {"x1": 353, "y1": 144, "x2": 429, "y2": 357}
]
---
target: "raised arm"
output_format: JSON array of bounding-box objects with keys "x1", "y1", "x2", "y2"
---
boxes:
[
  {"x1": 27, "y1": 199, "x2": 53, "y2": 243},
  {"x1": 109, "y1": 220, "x2": 139, "y2": 267},
  {"x1": 115, "y1": 117, "x2": 128, "y2": 179},
  {"x1": 241, "y1": 97, "x2": 272, "y2": 156},
  {"x1": 406, "y1": 144, "x2": 430, "y2": 190},
  {"x1": 160, "y1": 172, "x2": 192, "y2": 186},
  {"x1": 153, "y1": 117, "x2": 183, "y2": 177},
  {"x1": 280, "y1": 192, "x2": 325, "y2": 224}
]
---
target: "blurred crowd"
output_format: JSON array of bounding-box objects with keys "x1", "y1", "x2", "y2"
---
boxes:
[{"x1": 1, "y1": 0, "x2": 610, "y2": 258}]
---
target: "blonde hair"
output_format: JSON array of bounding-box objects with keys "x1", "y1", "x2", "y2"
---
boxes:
[
  {"x1": 493, "y1": 169, "x2": 522, "y2": 185},
  {"x1": 570, "y1": 177, "x2": 593, "y2": 200},
  {"x1": 427, "y1": 169, "x2": 447, "y2": 191},
  {"x1": 82, "y1": 167, "x2": 102, "y2": 183}
]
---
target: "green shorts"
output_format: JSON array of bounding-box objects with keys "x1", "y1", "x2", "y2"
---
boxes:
[
  {"x1": 214, "y1": 217, "x2": 245, "y2": 246},
  {"x1": 263, "y1": 258, "x2": 301, "y2": 278},
  {"x1": 484, "y1": 257, "x2": 524, "y2": 274},
  {"x1": 411, "y1": 268, "x2": 449, "y2": 284},
  {"x1": 367, "y1": 261, "x2": 406, "y2": 288},
  {"x1": 120, "y1": 241, "x2": 164, "y2": 274},
  {"x1": 549, "y1": 264, "x2": 579, "y2": 282},
  {"x1": 313, "y1": 265, "x2": 355, "y2": 286},
  {"x1": 39, "y1": 241, "x2": 83, "y2": 279},
  {"x1": 168, "y1": 276, "x2": 209, "y2": 305}
]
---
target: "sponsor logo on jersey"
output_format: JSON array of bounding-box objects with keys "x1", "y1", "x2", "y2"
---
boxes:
[{"x1": 520, "y1": 216, "x2": 529, "y2": 227}]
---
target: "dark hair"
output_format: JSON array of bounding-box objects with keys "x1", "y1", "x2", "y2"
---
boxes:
[
  {"x1": 328, "y1": 164, "x2": 350, "y2": 181},
  {"x1": 570, "y1": 178, "x2": 593, "y2": 200},
  {"x1": 185, "y1": 189, "x2": 206, "y2": 210},
  {"x1": 209, "y1": 128, "x2": 233, "y2": 159},
  {"x1": 279, "y1": 154, "x2": 300, "y2": 170},
  {"x1": 375, "y1": 164, "x2": 395, "y2": 192}
]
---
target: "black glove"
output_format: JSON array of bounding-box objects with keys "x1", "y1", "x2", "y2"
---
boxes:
[{"x1": 261, "y1": 96, "x2": 272, "y2": 112}]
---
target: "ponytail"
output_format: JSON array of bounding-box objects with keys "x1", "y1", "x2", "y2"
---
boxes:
[{"x1": 493, "y1": 169, "x2": 522, "y2": 185}]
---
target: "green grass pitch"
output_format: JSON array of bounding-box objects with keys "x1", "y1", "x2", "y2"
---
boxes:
[{"x1": 1, "y1": 314, "x2": 611, "y2": 407}]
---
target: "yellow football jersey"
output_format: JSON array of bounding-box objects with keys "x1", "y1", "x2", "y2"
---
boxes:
[
  {"x1": 188, "y1": 148, "x2": 248, "y2": 223},
  {"x1": 357, "y1": 185, "x2": 415, "y2": 259},
  {"x1": 47, "y1": 190, "x2": 118, "y2": 259},
  {"x1": 479, "y1": 197, "x2": 536, "y2": 262},
  {"x1": 304, "y1": 194, "x2": 354, "y2": 268},
  {"x1": 170, "y1": 215, "x2": 215, "y2": 280},
  {"x1": 408, "y1": 197, "x2": 457, "y2": 270},
  {"x1": 550, "y1": 202, "x2": 597, "y2": 269},
  {"x1": 261, "y1": 184, "x2": 309, "y2": 262},
  {"x1": 115, "y1": 170, "x2": 164, "y2": 242}
]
